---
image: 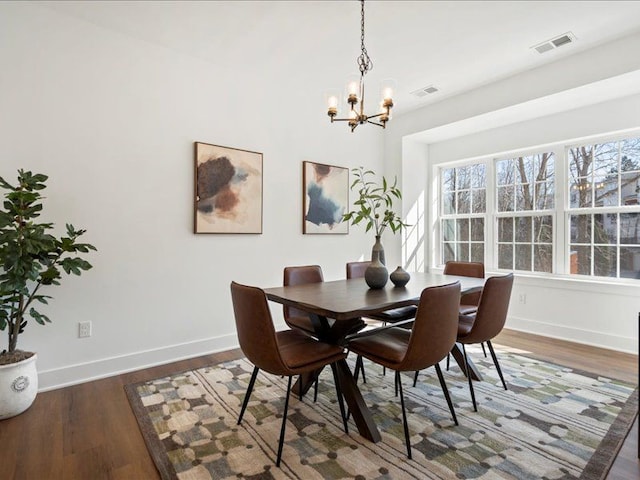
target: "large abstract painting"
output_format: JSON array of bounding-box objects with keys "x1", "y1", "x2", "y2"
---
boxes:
[
  {"x1": 194, "y1": 142, "x2": 263, "y2": 234},
  {"x1": 303, "y1": 161, "x2": 348, "y2": 234}
]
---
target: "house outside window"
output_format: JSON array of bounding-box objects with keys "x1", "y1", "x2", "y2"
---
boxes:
[{"x1": 568, "y1": 138, "x2": 640, "y2": 279}]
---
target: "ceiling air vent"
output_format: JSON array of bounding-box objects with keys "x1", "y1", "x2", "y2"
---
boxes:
[
  {"x1": 532, "y1": 32, "x2": 575, "y2": 54},
  {"x1": 411, "y1": 85, "x2": 439, "y2": 98}
]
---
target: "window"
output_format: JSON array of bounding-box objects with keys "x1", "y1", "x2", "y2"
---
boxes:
[
  {"x1": 441, "y1": 164, "x2": 485, "y2": 264},
  {"x1": 496, "y1": 153, "x2": 555, "y2": 273},
  {"x1": 436, "y1": 132, "x2": 640, "y2": 282},
  {"x1": 568, "y1": 138, "x2": 640, "y2": 279}
]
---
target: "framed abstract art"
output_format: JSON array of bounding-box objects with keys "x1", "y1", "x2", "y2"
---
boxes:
[
  {"x1": 302, "y1": 161, "x2": 349, "y2": 234},
  {"x1": 194, "y1": 142, "x2": 263, "y2": 234}
]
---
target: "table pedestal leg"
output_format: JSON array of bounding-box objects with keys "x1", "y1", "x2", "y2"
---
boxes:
[{"x1": 450, "y1": 343, "x2": 482, "y2": 381}]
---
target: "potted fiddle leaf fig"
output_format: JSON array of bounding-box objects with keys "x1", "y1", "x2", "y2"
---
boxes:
[
  {"x1": 342, "y1": 166, "x2": 409, "y2": 288},
  {"x1": 0, "y1": 169, "x2": 96, "y2": 419}
]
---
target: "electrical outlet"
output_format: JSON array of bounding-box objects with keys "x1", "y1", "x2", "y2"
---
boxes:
[
  {"x1": 78, "y1": 321, "x2": 92, "y2": 338},
  {"x1": 518, "y1": 293, "x2": 527, "y2": 305}
]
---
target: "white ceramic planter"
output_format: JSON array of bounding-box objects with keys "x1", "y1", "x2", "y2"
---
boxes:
[{"x1": 0, "y1": 353, "x2": 38, "y2": 420}]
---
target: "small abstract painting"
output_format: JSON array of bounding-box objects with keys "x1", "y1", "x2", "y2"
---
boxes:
[
  {"x1": 194, "y1": 142, "x2": 263, "y2": 234},
  {"x1": 303, "y1": 161, "x2": 348, "y2": 234}
]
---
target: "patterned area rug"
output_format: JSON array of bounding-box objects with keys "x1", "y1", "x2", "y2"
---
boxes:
[{"x1": 125, "y1": 347, "x2": 638, "y2": 480}]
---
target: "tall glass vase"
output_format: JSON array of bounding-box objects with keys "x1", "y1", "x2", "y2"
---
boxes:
[{"x1": 371, "y1": 235, "x2": 386, "y2": 265}]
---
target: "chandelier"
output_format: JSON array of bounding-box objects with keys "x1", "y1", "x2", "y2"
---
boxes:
[{"x1": 326, "y1": 0, "x2": 394, "y2": 132}]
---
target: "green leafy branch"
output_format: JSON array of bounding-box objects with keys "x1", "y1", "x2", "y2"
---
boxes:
[{"x1": 342, "y1": 166, "x2": 409, "y2": 236}]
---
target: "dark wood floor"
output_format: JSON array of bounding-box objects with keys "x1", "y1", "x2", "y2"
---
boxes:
[{"x1": 1, "y1": 330, "x2": 637, "y2": 479}]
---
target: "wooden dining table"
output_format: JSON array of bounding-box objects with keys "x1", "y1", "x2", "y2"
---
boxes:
[{"x1": 264, "y1": 271, "x2": 486, "y2": 443}]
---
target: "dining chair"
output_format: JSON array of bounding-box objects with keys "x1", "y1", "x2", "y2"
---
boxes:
[
  {"x1": 442, "y1": 260, "x2": 487, "y2": 367},
  {"x1": 346, "y1": 261, "x2": 418, "y2": 382},
  {"x1": 283, "y1": 265, "x2": 326, "y2": 336},
  {"x1": 456, "y1": 273, "x2": 514, "y2": 412},
  {"x1": 347, "y1": 282, "x2": 461, "y2": 459},
  {"x1": 230, "y1": 281, "x2": 349, "y2": 467}
]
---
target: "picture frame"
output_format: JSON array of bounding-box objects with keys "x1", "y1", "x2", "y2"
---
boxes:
[
  {"x1": 302, "y1": 161, "x2": 349, "y2": 234},
  {"x1": 194, "y1": 142, "x2": 263, "y2": 234}
]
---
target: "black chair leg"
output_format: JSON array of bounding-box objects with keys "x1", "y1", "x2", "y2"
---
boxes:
[
  {"x1": 413, "y1": 370, "x2": 419, "y2": 387},
  {"x1": 461, "y1": 344, "x2": 477, "y2": 412},
  {"x1": 276, "y1": 376, "x2": 293, "y2": 467},
  {"x1": 434, "y1": 363, "x2": 458, "y2": 426},
  {"x1": 395, "y1": 371, "x2": 399, "y2": 397},
  {"x1": 487, "y1": 340, "x2": 508, "y2": 390},
  {"x1": 446, "y1": 353, "x2": 450, "y2": 371},
  {"x1": 396, "y1": 371, "x2": 412, "y2": 459},
  {"x1": 238, "y1": 366, "x2": 259, "y2": 424},
  {"x1": 354, "y1": 355, "x2": 366, "y2": 384},
  {"x1": 330, "y1": 363, "x2": 349, "y2": 434},
  {"x1": 314, "y1": 375, "x2": 319, "y2": 402},
  {"x1": 481, "y1": 342, "x2": 488, "y2": 358}
]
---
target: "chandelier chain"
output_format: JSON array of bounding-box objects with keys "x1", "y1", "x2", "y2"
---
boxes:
[{"x1": 357, "y1": 0, "x2": 372, "y2": 76}]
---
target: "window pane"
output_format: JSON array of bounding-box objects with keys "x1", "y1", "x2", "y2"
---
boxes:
[
  {"x1": 497, "y1": 186, "x2": 514, "y2": 212},
  {"x1": 534, "y1": 244, "x2": 553, "y2": 273},
  {"x1": 470, "y1": 218, "x2": 484, "y2": 241},
  {"x1": 621, "y1": 137, "x2": 640, "y2": 172},
  {"x1": 442, "y1": 219, "x2": 455, "y2": 241},
  {"x1": 620, "y1": 213, "x2": 640, "y2": 244},
  {"x1": 443, "y1": 243, "x2": 455, "y2": 264},
  {"x1": 471, "y1": 164, "x2": 486, "y2": 188},
  {"x1": 516, "y1": 183, "x2": 533, "y2": 211},
  {"x1": 470, "y1": 243, "x2": 484, "y2": 263},
  {"x1": 570, "y1": 177, "x2": 592, "y2": 208},
  {"x1": 457, "y1": 190, "x2": 470, "y2": 214},
  {"x1": 472, "y1": 188, "x2": 486, "y2": 213},
  {"x1": 443, "y1": 191, "x2": 455, "y2": 214},
  {"x1": 594, "y1": 179, "x2": 618, "y2": 207},
  {"x1": 442, "y1": 168, "x2": 455, "y2": 191},
  {"x1": 570, "y1": 245, "x2": 591, "y2": 275},
  {"x1": 535, "y1": 153, "x2": 554, "y2": 181},
  {"x1": 515, "y1": 244, "x2": 531, "y2": 271},
  {"x1": 570, "y1": 214, "x2": 591, "y2": 244},
  {"x1": 498, "y1": 244, "x2": 513, "y2": 269},
  {"x1": 496, "y1": 159, "x2": 514, "y2": 186},
  {"x1": 457, "y1": 218, "x2": 469, "y2": 241},
  {"x1": 515, "y1": 156, "x2": 534, "y2": 184},
  {"x1": 456, "y1": 166, "x2": 471, "y2": 189},
  {"x1": 534, "y1": 215, "x2": 553, "y2": 243},
  {"x1": 535, "y1": 181, "x2": 554, "y2": 210},
  {"x1": 457, "y1": 243, "x2": 469, "y2": 261},
  {"x1": 594, "y1": 245, "x2": 616, "y2": 277},
  {"x1": 620, "y1": 247, "x2": 640, "y2": 279},
  {"x1": 569, "y1": 146, "x2": 592, "y2": 179},
  {"x1": 498, "y1": 217, "x2": 513, "y2": 242},
  {"x1": 593, "y1": 142, "x2": 619, "y2": 183},
  {"x1": 594, "y1": 213, "x2": 616, "y2": 244},
  {"x1": 621, "y1": 171, "x2": 640, "y2": 205},
  {"x1": 515, "y1": 217, "x2": 532, "y2": 242}
]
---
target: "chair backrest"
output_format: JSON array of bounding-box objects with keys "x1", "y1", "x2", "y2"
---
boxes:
[
  {"x1": 443, "y1": 261, "x2": 485, "y2": 306},
  {"x1": 230, "y1": 281, "x2": 288, "y2": 375},
  {"x1": 283, "y1": 265, "x2": 324, "y2": 321},
  {"x1": 463, "y1": 273, "x2": 514, "y2": 344},
  {"x1": 346, "y1": 261, "x2": 371, "y2": 279},
  {"x1": 399, "y1": 282, "x2": 461, "y2": 372}
]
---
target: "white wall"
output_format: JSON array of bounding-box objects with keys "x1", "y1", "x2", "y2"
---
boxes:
[
  {"x1": 384, "y1": 32, "x2": 640, "y2": 354},
  {"x1": 0, "y1": 3, "x2": 385, "y2": 390}
]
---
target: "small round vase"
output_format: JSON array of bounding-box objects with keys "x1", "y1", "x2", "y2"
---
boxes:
[
  {"x1": 365, "y1": 257, "x2": 388, "y2": 289},
  {"x1": 390, "y1": 266, "x2": 410, "y2": 288}
]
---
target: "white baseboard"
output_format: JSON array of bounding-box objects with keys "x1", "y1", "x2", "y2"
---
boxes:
[
  {"x1": 37, "y1": 333, "x2": 239, "y2": 392},
  {"x1": 506, "y1": 315, "x2": 637, "y2": 354}
]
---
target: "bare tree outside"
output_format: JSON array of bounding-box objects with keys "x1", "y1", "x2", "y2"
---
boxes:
[{"x1": 496, "y1": 153, "x2": 555, "y2": 272}]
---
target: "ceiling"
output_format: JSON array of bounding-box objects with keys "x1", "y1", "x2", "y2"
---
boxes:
[{"x1": 40, "y1": 1, "x2": 640, "y2": 117}]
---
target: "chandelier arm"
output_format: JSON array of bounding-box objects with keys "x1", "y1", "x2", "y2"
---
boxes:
[{"x1": 366, "y1": 120, "x2": 385, "y2": 128}]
